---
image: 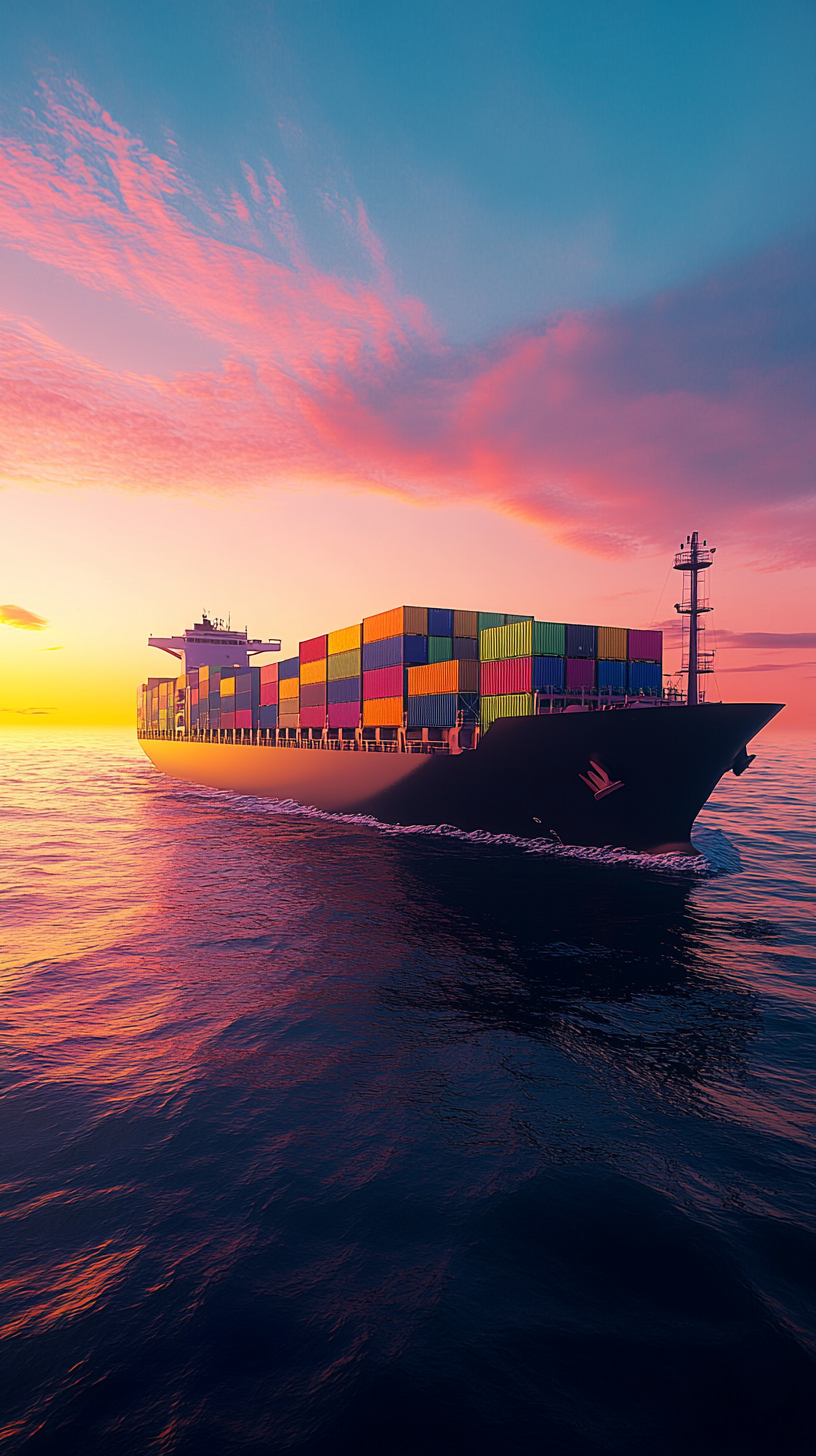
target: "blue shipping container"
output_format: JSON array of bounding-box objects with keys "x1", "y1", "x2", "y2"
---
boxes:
[
  {"x1": 406, "y1": 693, "x2": 480, "y2": 728},
  {"x1": 259, "y1": 704, "x2": 278, "y2": 729},
  {"x1": 598, "y1": 659, "x2": 627, "y2": 690},
  {"x1": 328, "y1": 676, "x2": 361, "y2": 705},
  {"x1": 566, "y1": 624, "x2": 598, "y2": 658},
  {"x1": 279, "y1": 656, "x2": 300, "y2": 679},
  {"x1": 532, "y1": 656, "x2": 565, "y2": 690},
  {"x1": 362, "y1": 634, "x2": 428, "y2": 671},
  {"x1": 428, "y1": 607, "x2": 454, "y2": 637},
  {"x1": 236, "y1": 691, "x2": 252, "y2": 710},
  {"x1": 628, "y1": 661, "x2": 662, "y2": 694}
]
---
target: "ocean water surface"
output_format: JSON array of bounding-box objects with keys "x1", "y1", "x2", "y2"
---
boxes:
[{"x1": 2, "y1": 727, "x2": 814, "y2": 1454}]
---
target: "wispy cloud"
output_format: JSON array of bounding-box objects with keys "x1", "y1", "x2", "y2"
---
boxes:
[
  {"x1": 715, "y1": 661, "x2": 813, "y2": 672},
  {"x1": 0, "y1": 603, "x2": 48, "y2": 630},
  {"x1": 1, "y1": 80, "x2": 813, "y2": 560}
]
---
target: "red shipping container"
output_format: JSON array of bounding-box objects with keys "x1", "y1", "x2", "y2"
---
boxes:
[
  {"x1": 300, "y1": 634, "x2": 328, "y2": 665},
  {"x1": 566, "y1": 658, "x2": 595, "y2": 690},
  {"x1": 480, "y1": 657, "x2": 532, "y2": 695},
  {"x1": 260, "y1": 681, "x2": 278, "y2": 706},
  {"x1": 363, "y1": 665, "x2": 403, "y2": 699},
  {"x1": 328, "y1": 702, "x2": 360, "y2": 729},
  {"x1": 235, "y1": 710, "x2": 253, "y2": 729},
  {"x1": 299, "y1": 705, "x2": 326, "y2": 728},
  {"x1": 221, "y1": 711, "x2": 236, "y2": 729},
  {"x1": 628, "y1": 629, "x2": 662, "y2": 662},
  {"x1": 260, "y1": 662, "x2": 279, "y2": 684}
]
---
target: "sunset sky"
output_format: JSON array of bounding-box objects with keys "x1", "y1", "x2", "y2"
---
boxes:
[{"x1": 1, "y1": 0, "x2": 814, "y2": 726}]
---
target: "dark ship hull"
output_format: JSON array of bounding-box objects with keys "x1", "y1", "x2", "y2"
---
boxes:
[{"x1": 139, "y1": 702, "x2": 782, "y2": 854}]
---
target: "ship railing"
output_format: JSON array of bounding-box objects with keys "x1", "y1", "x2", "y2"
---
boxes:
[{"x1": 136, "y1": 728, "x2": 450, "y2": 754}]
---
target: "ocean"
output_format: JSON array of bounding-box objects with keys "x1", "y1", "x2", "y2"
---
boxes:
[{"x1": 3, "y1": 728, "x2": 814, "y2": 1454}]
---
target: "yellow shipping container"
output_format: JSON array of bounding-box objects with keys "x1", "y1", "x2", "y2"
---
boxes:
[
  {"x1": 480, "y1": 693, "x2": 534, "y2": 731},
  {"x1": 328, "y1": 648, "x2": 361, "y2": 681},
  {"x1": 327, "y1": 623, "x2": 362, "y2": 655},
  {"x1": 220, "y1": 676, "x2": 236, "y2": 697},
  {"x1": 363, "y1": 696, "x2": 403, "y2": 727},
  {"x1": 480, "y1": 621, "x2": 532, "y2": 661},
  {"x1": 300, "y1": 658, "x2": 326, "y2": 685},
  {"x1": 597, "y1": 626, "x2": 628, "y2": 660},
  {"x1": 407, "y1": 659, "x2": 479, "y2": 696},
  {"x1": 279, "y1": 677, "x2": 299, "y2": 700},
  {"x1": 363, "y1": 605, "x2": 428, "y2": 643}
]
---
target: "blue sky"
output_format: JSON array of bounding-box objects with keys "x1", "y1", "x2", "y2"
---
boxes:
[{"x1": 4, "y1": 0, "x2": 815, "y2": 340}]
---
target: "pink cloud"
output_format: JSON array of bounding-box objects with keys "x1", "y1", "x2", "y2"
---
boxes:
[{"x1": 1, "y1": 80, "x2": 813, "y2": 562}]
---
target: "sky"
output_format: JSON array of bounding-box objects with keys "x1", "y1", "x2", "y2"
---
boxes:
[{"x1": 1, "y1": 0, "x2": 814, "y2": 726}]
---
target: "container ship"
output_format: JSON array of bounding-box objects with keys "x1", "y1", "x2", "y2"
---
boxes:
[{"x1": 137, "y1": 535, "x2": 782, "y2": 854}]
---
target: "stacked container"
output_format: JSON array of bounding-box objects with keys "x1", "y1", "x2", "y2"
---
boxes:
[
  {"x1": 362, "y1": 606, "x2": 428, "y2": 727},
  {"x1": 299, "y1": 634, "x2": 327, "y2": 730},
  {"x1": 278, "y1": 656, "x2": 300, "y2": 729},
  {"x1": 327, "y1": 622, "x2": 362, "y2": 730},
  {"x1": 628, "y1": 629, "x2": 663, "y2": 695},
  {"x1": 479, "y1": 619, "x2": 566, "y2": 730},
  {"x1": 405, "y1": 609, "x2": 479, "y2": 727},
  {"x1": 259, "y1": 662, "x2": 278, "y2": 730}
]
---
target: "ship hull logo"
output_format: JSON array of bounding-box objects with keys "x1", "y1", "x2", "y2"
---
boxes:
[{"x1": 579, "y1": 759, "x2": 625, "y2": 800}]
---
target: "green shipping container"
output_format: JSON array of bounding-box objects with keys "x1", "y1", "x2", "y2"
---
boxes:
[
  {"x1": 504, "y1": 615, "x2": 533, "y2": 625},
  {"x1": 533, "y1": 621, "x2": 566, "y2": 656},
  {"x1": 328, "y1": 647, "x2": 362, "y2": 681},
  {"x1": 481, "y1": 693, "x2": 534, "y2": 731},
  {"x1": 477, "y1": 611, "x2": 505, "y2": 633},
  {"x1": 428, "y1": 635, "x2": 453, "y2": 664}
]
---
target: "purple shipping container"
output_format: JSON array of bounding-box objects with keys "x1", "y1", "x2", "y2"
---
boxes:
[
  {"x1": 300, "y1": 681, "x2": 327, "y2": 708},
  {"x1": 259, "y1": 704, "x2": 277, "y2": 729},
  {"x1": 328, "y1": 702, "x2": 360, "y2": 729},
  {"x1": 363, "y1": 665, "x2": 403, "y2": 699},
  {"x1": 628, "y1": 629, "x2": 662, "y2": 662},
  {"x1": 362, "y1": 635, "x2": 427, "y2": 671},
  {"x1": 566, "y1": 658, "x2": 596, "y2": 690},
  {"x1": 481, "y1": 657, "x2": 532, "y2": 695},
  {"x1": 453, "y1": 637, "x2": 479, "y2": 660},
  {"x1": 299, "y1": 705, "x2": 326, "y2": 728},
  {"x1": 328, "y1": 676, "x2": 361, "y2": 705}
]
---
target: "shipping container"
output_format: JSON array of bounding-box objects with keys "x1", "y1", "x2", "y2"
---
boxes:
[
  {"x1": 597, "y1": 626, "x2": 627, "y2": 661},
  {"x1": 259, "y1": 704, "x2": 278, "y2": 729},
  {"x1": 477, "y1": 611, "x2": 505, "y2": 633},
  {"x1": 300, "y1": 681, "x2": 327, "y2": 708},
  {"x1": 566, "y1": 624, "x2": 597, "y2": 659},
  {"x1": 628, "y1": 629, "x2": 663, "y2": 663},
  {"x1": 405, "y1": 693, "x2": 479, "y2": 728},
  {"x1": 300, "y1": 657, "x2": 327, "y2": 686},
  {"x1": 300, "y1": 634, "x2": 328, "y2": 665},
  {"x1": 480, "y1": 693, "x2": 534, "y2": 731},
  {"x1": 427, "y1": 635, "x2": 453, "y2": 664},
  {"x1": 362, "y1": 634, "x2": 427, "y2": 671},
  {"x1": 220, "y1": 675, "x2": 235, "y2": 698},
  {"x1": 328, "y1": 623, "x2": 362, "y2": 655},
  {"x1": 221, "y1": 695, "x2": 235, "y2": 715},
  {"x1": 260, "y1": 680, "x2": 278, "y2": 706},
  {"x1": 481, "y1": 656, "x2": 532, "y2": 695},
  {"x1": 221, "y1": 711, "x2": 235, "y2": 730},
  {"x1": 629, "y1": 661, "x2": 662, "y2": 694},
  {"x1": 362, "y1": 696, "x2": 403, "y2": 727},
  {"x1": 532, "y1": 655, "x2": 565, "y2": 690},
  {"x1": 363, "y1": 605, "x2": 428, "y2": 643},
  {"x1": 453, "y1": 609, "x2": 478, "y2": 639},
  {"x1": 505, "y1": 614, "x2": 533, "y2": 625},
  {"x1": 236, "y1": 692, "x2": 252, "y2": 711},
  {"x1": 279, "y1": 676, "x2": 300, "y2": 701},
  {"x1": 278, "y1": 656, "x2": 300, "y2": 680},
  {"x1": 408, "y1": 658, "x2": 480, "y2": 696},
  {"x1": 598, "y1": 659, "x2": 627, "y2": 690},
  {"x1": 427, "y1": 607, "x2": 454, "y2": 637},
  {"x1": 363, "y1": 665, "x2": 403, "y2": 700},
  {"x1": 235, "y1": 710, "x2": 253, "y2": 730},
  {"x1": 278, "y1": 708, "x2": 299, "y2": 726},
  {"x1": 566, "y1": 658, "x2": 596, "y2": 690},
  {"x1": 328, "y1": 647, "x2": 361, "y2": 681},
  {"x1": 480, "y1": 621, "x2": 532, "y2": 660},
  {"x1": 259, "y1": 662, "x2": 278, "y2": 685},
  {"x1": 534, "y1": 622, "x2": 566, "y2": 656},
  {"x1": 328, "y1": 702, "x2": 360, "y2": 729},
  {"x1": 328, "y1": 676, "x2": 361, "y2": 705},
  {"x1": 453, "y1": 637, "x2": 479, "y2": 660},
  {"x1": 299, "y1": 705, "x2": 326, "y2": 728}
]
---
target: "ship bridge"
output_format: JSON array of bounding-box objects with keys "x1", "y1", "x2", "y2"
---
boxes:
[{"x1": 149, "y1": 615, "x2": 281, "y2": 674}]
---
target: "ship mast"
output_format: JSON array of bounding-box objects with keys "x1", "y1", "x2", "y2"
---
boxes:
[{"x1": 673, "y1": 532, "x2": 715, "y2": 705}]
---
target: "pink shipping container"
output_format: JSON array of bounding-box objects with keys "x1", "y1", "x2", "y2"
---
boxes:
[
  {"x1": 566, "y1": 658, "x2": 595, "y2": 690},
  {"x1": 329, "y1": 702, "x2": 360, "y2": 728},
  {"x1": 300, "y1": 634, "x2": 328, "y2": 665},
  {"x1": 221, "y1": 711, "x2": 236, "y2": 729},
  {"x1": 363, "y1": 665, "x2": 403, "y2": 700},
  {"x1": 628, "y1": 629, "x2": 662, "y2": 662},
  {"x1": 260, "y1": 681, "x2": 278, "y2": 706},
  {"x1": 300, "y1": 705, "x2": 326, "y2": 728},
  {"x1": 260, "y1": 662, "x2": 279, "y2": 684},
  {"x1": 300, "y1": 681, "x2": 327, "y2": 708},
  {"x1": 235, "y1": 710, "x2": 252, "y2": 729},
  {"x1": 480, "y1": 657, "x2": 532, "y2": 695}
]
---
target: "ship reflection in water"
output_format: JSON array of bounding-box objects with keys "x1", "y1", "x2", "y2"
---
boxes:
[{"x1": 3, "y1": 731, "x2": 814, "y2": 1455}]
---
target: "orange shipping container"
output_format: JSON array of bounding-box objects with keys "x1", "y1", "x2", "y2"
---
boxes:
[
  {"x1": 407, "y1": 658, "x2": 479, "y2": 696},
  {"x1": 597, "y1": 626, "x2": 628, "y2": 661},
  {"x1": 363, "y1": 605, "x2": 428, "y2": 643},
  {"x1": 279, "y1": 677, "x2": 299, "y2": 700},
  {"x1": 362, "y1": 696, "x2": 403, "y2": 727},
  {"x1": 453, "y1": 609, "x2": 478, "y2": 639},
  {"x1": 327, "y1": 623, "x2": 362, "y2": 655},
  {"x1": 300, "y1": 658, "x2": 326, "y2": 685}
]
